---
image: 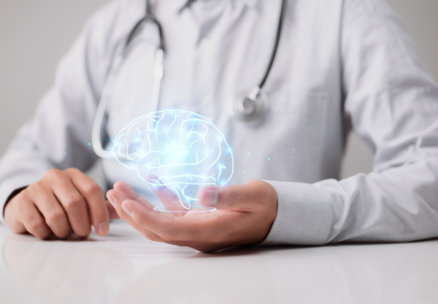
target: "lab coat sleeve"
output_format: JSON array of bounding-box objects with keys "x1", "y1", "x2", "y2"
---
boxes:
[
  {"x1": 0, "y1": 1, "x2": 122, "y2": 223},
  {"x1": 263, "y1": 0, "x2": 438, "y2": 245}
]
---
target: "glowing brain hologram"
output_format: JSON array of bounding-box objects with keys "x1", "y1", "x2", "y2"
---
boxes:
[{"x1": 111, "y1": 110, "x2": 234, "y2": 212}]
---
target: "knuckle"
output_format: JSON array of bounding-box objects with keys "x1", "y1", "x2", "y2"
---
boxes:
[
  {"x1": 4, "y1": 212, "x2": 26, "y2": 234},
  {"x1": 45, "y1": 168, "x2": 63, "y2": 180},
  {"x1": 46, "y1": 210, "x2": 65, "y2": 225},
  {"x1": 83, "y1": 183, "x2": 102, "y2": 198},
  {"x1": 29, "y1": 181, "x2": 44, "y2": 194},
  {"x1": 10, "y1": 225, "x2": 25, "y2": 234},
  {"x1": 75, "y1": 225, "x2": 91, "y2": 238},
  {"x1": 66, "y1": 167, "x2": 81, "y2": 176},
  {"x1": 65, "y1": 195, "x2": 82, "y2": 208},
  {"x1": 35, "y1": 230, "x2": 51, "y2": 240},
  {"x1": 28, "y1": 218, "x2": 46, "y2": 232},
  {"x1": 56, "y1": 232, "x2": 71, "y2": 240},
  {"x1": 53, "y1": 226, "x2": 71, "y2": 239},
  {"x1": 64, "y1": 195, "x2": 84, "y2": 210},
  {"x1": 6, "y1": 193, "x2": 25, "y2": 212}
]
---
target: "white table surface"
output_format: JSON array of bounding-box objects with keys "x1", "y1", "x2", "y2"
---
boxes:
[{"x1": 1, "y1": 221, "x2": 437, "y2": 304}]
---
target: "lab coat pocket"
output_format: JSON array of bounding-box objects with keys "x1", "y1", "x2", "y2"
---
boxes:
[
  {"x1": 262, "y1": 89, "x2": 334, "y2": 180},
  {"x1": 226, "y1": 89, "x2": 332, "y2": 183},
  {"x1": 265, "y1": 88, "x2": 332, "y2": 160},
  {"x1": 268, "y1": 89, "x2": 330, "y2": 127}
]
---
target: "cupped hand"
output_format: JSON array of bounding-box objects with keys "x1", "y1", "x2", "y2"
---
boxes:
[
  {"x1": 4, "y1": 168, "x2": 118, "y2": 240},
  {"x1": 107, "y1": 180, "x2": 278, "y2": 253}
]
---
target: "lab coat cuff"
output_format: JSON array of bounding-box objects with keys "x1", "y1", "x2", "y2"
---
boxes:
[
  {"x1": 0, "y1": 176, "x2": 37, "y2": 224},
  {"x1": 261, "y1": 181, "x2": 334, "y2": 246}
]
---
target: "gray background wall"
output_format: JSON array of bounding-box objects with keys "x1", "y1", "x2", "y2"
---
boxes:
[{"x1": 0, "y1": 0, "x2": 437, "y2": 178}]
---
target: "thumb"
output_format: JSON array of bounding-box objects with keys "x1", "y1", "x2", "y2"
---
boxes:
[
  {"x1": 198, "y1": 186, "x2": 219, "y2": 207},
  {"x1": 199, "y1": 185, "x2": 245, "y2": 210}
]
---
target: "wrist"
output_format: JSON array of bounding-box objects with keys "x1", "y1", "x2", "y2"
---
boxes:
[{"x1": 252, "y1": 180, "x2": 279, "y2": 243}]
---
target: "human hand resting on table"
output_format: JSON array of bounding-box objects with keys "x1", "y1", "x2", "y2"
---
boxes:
[
  {"x1": 106, "y1": 180, "x2": 278, "y2": 253},
  {"x1": 4, "y1": 168, "x2": 118, "y2": 240}
]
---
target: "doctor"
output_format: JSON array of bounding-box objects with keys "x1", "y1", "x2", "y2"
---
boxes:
[{"x1": 1, "y1": 0, "x2": 438, "y2": 253}]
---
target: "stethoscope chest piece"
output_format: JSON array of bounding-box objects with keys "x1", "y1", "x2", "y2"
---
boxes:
[
  {"x1": 234, "y1": 87, "x2": 268, "y2": 122},
  {"x1": 92, "y1": 0, "x2": 287, "y2": 158}
]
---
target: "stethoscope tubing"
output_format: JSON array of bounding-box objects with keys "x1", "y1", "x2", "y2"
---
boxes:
[{"x1": 92, "y1": 0, "x2": 287, "y2": 159}]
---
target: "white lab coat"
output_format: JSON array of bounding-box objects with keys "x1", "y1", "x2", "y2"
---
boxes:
[{"x1": 1, "y1": 0, "x2": 438, "y2": 245}]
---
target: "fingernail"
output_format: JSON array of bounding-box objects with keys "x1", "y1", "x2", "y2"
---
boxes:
[
  {"x1": 123, "y1": 183, "x2": 134, "y2": 191},
  {"x1": 108, "y1": 196, "x2": 117, "y2": 208},
  {"x1": 122, "y1": 202, "x2": 135, "y2": 217},
  {"x1": 97, "y1": 222, "x2": 109, "y2": 235},
  {"x1": 201, "y1": 187, "x2": 219, "y2": 206}
]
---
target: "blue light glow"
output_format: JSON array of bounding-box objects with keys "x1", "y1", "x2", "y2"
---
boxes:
[{"x1": 111, "y1": 110, "x2": 234, "y2": 211}]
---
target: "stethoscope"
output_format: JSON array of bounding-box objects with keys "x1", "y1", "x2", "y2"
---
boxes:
[{"x1": 92, "y1": 0, "x2": 287, "y2": 159}]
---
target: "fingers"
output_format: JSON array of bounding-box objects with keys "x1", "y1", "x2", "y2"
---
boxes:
[
  {"x1": 4, "y1": 195, "x2": 26, "y2": 234},
  {"x1": 108, "y1": 180, "x2": 278, "y2": 253},
  {"x1": 113, "y1": 182, "x2": 154, "y2": 208},
  {"x1": 109, "y1": 186, "x2": 223, "y2": 243},
  {"x1": 118, "y1": 198, "x2": 178, "y2": 240},
  {"x1": 20, "y1": 202, "x2": 51, "y2": 240},
  {"x1": 146, "y1": 176, "x2": 188, "y2": 212},
  {"x1": 106, "y1": 201, "x2": 120, "y2": 220},
  {"x1": 107, "y1": 189, "x2": 163, "y2": 242},
  {"x1": 4, "y1": 168, "x2": 112, "y2": 240},
  {"x1": 120, "y1": 198, "x2": 241, "y2": 250},
  {"x1": 68, "y1": 169, "x2": 109, "y2": 236},
  {"x1": 107, "y1": 187, "x2": 173, "y2": 235},
  {"x1": 119, "y1": 200, "x2": 165, "y2": 242},
  {"x1": 32, "y1": 189, "x2": 70, "y2": 239},
  {"x1": 49, "y1": 173, "x2": 91, "y2": 238}
]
